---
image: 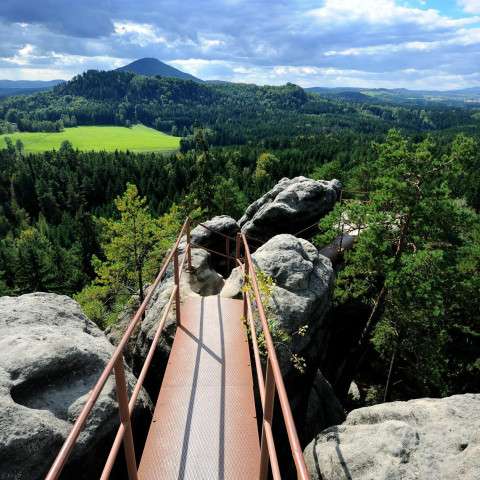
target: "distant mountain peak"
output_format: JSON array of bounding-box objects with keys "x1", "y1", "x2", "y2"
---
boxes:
[
  {"x1": 0, "y1": 79, "x2": 65, "y2": 98},
  {"x1": 116, "y1": 58, "x2": 202, "y2": 82}
]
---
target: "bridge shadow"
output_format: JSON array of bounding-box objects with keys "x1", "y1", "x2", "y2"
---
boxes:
[
  {"x1": 177, "y1": 297, "x2": 204, "y2": 480},
  {"x1": 176, "y1": 296, "x2": 226, "y2": 480},
  {"x1": 312, "y1": 428, "x2": 353, "y2": 480}
]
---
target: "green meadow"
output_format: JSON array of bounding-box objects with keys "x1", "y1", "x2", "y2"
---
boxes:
[{"x1": 0, "y1": 124, "x2": 180, "y2": 153}]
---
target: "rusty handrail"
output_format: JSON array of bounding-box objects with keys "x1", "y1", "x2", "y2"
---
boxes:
[
  {"x1": 45, "y1": 218, "x2": 191, "y2": 480},
  {"x1": 238, "y1": 233, "x2": 310, "y2": 480},
  {"x1": 46, "y1": 216, "x2": 310, "y2": 479},
  {"x1": 196, "y1": 221, "x2": 264, "y2": 245},
  {"x1": 197, "y1": 222, "x2": 237, "y2": 241},
  {"x1": 100, "y1": 284, "x2": 179, "y2": 479},
  {"x1": 190, "y1": 241, "x2": 237, "y2": 261}
]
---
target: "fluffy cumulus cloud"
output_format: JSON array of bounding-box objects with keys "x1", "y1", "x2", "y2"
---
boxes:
[
  {"x1": 459, "y1": 0, "x2": 480, "y2": 14},
  {"x1": 0, "y1": 0, "x2": 479, "y2": 89}
]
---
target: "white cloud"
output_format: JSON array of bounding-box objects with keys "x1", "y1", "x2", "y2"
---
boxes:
[
  {"x1": 307, "y1": 0, "x2": 478, "y2": 27},
  {"x1": 113, "y1": 21, "x2": 167, "y2": 47},
  {"x1": 458, "y1": 0, "x2": 480, "y2": 14},
  {"x1": 1, "y1": 44, "x2": 37, "y2": 65},
  {"x1": 198, "y1": 36, "x2": 225, "y2": 50},
  {"x1": 170, "y1": 58, "x2": 218, "y2": 69},
  {"x1": 323, "y1": 28, "x2": 480, "y2": 57},
  {"x1": 51, "y1": 52, "x2": 127, "y2": 69},
  {"x1": 253, "y1": 64, "x2": 480, "y2": 90}
]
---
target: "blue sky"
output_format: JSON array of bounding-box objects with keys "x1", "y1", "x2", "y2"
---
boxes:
[{"x1": 0, "y1": 0, "x2": 479, "y2": 89}]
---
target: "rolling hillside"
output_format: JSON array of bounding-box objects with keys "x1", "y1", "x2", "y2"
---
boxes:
[
  {"x1": 306, "y1": 86, "x2": 480, "y2": 105},
  {"x1": 0, "y1": 79, "x2": 64, "y2": 98},
  {"x1": 0, "y1": 69, "x2": 478, "y2": 147}
]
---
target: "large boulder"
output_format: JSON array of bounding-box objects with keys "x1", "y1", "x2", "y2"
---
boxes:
[
  {"x1": 0, "y1": 293, "x2": 151, "y2": 480},
  {"x1": 221, "y1": 234, "x2": 343, "y2": 453},
  {"x1": 189, "y1": 215, "x2": 239, "y2": 252},
  {"x1": 222, "y1": 234, "x2": 334, "y2": 374},
  {"x1": 239, "y1": 177, "x2": 341, "y2": 242},
  {"x1": 188, "y1": 215, "x2": 240, "y2": 274},
  {"x1": 304, "y1": 394, "x2": 480, "y2": 480}
]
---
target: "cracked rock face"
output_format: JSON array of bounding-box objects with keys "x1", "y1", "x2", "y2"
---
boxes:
[
  {"x1": 0, "y1": 293, "x2": 151, "y2": 480},
  {"x1": 239, "y1": 176, "x2": 341, "y2": 242},
  {"x1": 222, "y1": 234, "x2": 334, "y2": 375},
  {"x1": 222, "y1": 234, "x2": 343, "y2": 445},
  {"x1": 189, "y1": 215, "x2": 239, "y2": 252},
  {"x1": 304, "y1": 394, "x2": 480, "y2": 480}
]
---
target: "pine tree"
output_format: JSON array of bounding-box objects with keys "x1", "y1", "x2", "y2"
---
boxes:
[
  {"x1": 96, "y1": 183, "x2": 159, "y2": 305},
  {"x1": 15, "y1": 228, "x2": 56, "y2": 293},
  {"x1": 318, "y1": 130, "x2": 480, "y2": 398},
  {"x1": 212, "y1": 177, "x2": 247, "y2": 218},
  {"x1": 190, "y1": 129, "x2": 215, "y2": 212},
  {"x1": 75, "y1": 194, "x2": 185, "y2": 327}
]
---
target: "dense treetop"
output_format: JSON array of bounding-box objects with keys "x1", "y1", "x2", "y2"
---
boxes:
[{"x1": 1, "y1": 70, "x2": 478, "y2": 144}]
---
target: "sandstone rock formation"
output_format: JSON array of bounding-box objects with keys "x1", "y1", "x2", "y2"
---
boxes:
[
  {"x1": 184, "y1": 214, "x2": 240, "y2": 274},
  {"x1": 239, "y1": 176, "x2": 341, "y2": 242},
  {"x1": 0, "y1": 293, "x2": 151, "y2": 480},
  {"x1": 304, "y1": 394, "x2": 480, "y2": 480},
  {"x1": 222, "y1": 234, "x2": 344, "y2": 441},
  {"x1": 188, "y1": 215, "x2": 239, "y2": 253},
  {"x1": 222, "y1": 234, "x2": 334, "y2": 375}
]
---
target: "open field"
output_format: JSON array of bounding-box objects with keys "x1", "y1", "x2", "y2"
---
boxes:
[{"x1": 0, "y1": 125, "x2": 180, "y2": 153}]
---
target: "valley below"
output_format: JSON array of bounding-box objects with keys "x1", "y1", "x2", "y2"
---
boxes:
[{"x1": 0, "y1": 124, "x2": 180, "y2": 153}]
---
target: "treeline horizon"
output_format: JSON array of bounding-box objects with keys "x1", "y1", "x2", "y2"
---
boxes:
[{"x1": 0, "y1": 69, "x2": 478, "y2": 144}]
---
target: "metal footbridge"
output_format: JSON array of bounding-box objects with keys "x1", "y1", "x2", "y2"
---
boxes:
[{"x1": 45, "y1": 219, "x2": 310, "y2": 480}]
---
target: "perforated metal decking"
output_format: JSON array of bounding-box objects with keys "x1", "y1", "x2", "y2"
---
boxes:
[{"x1": 137, "y1": 295, "x2": 260, "y2": 479}]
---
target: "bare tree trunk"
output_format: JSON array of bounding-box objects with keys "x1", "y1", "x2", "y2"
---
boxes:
[
  {"x1": 333, "y1": 286, "x2": 387, "y2": 395},
  {"x1": 138, "y1": 265, "x2": 144, "y2": 304},
  {"x1": 383, "y1": 345, "x2": 397, "y2": 402}
]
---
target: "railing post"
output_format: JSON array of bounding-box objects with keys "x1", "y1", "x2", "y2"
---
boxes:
[
  {"x1": 186, "y1": 217, "x2": 192, "y2": 271},
  {"x1": 226, "y1": 236, "x2": 230, "y2": 272},
  {"x1": 242, "y1": 239, "x2": 249, "y2": 323},
  {"x1": 338, "y1": 189, "x2": 344, "y2": 254},
  {"x1": 113, "y1": 358, "x2": 138, "y2": 480},
  {"x1": 259, "y1": 359, "x2": 276, "y2": 480},
  {"x1": 235, "y1": 232, "x2": 241, "y2": 261},
  {"x1": 173, "y1": 247, "x2": 181, "y2": 325}
]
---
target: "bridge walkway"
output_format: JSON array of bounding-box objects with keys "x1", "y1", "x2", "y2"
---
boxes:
[
  {"x1": 137, "y1": 295, "x2": 260, "y2": 479},
  {"x1": 45, "y1": 218, "x2": 310, "y2": 480}
]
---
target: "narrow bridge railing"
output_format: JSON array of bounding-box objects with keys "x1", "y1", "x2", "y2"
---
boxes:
[
  {"x1": 237, "y1": 233, "x2": 310, "y2": 480},
  {"x1": 45, "y1": 217, "x2": 310, "y2": 480},
  {"x1": 45, "y1": 218, "x2": 192, "y2": 480}
]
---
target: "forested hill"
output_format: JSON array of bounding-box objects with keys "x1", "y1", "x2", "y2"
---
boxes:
[{"x1": 0, "y1": 69, "x2": 478, "y2": 145}]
